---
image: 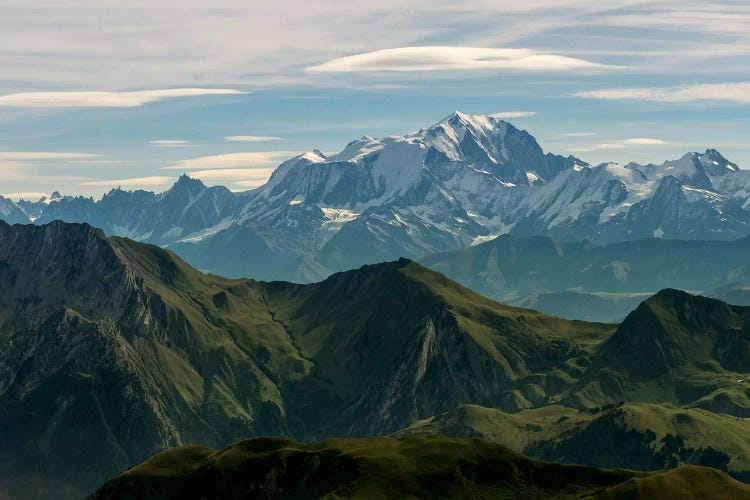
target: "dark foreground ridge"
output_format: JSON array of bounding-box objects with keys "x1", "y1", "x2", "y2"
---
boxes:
[{"x1": 89, "y1": 435, "x2": 750, "y2": 500}]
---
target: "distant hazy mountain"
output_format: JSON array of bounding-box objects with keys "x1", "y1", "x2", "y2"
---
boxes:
[
  {"x1": 4, "y1": 113, "x2": 749, "y2": 282},
  {"x1": 0, "y1": 195, "x2": 31, "y2": 225},
  {"x1": 420, "y1": 234, "x2": 750, "y2": 321}
]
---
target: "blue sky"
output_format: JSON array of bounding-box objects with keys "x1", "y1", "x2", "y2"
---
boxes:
[{"x1": 1, "y1": 0, "x2": 749, "y2": 198}]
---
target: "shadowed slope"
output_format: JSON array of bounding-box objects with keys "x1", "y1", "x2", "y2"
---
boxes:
[{"x1": 89, "y1": 436, "x2": 750, "y2": 500}]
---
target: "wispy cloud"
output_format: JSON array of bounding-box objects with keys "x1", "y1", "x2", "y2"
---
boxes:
[
  {"x1": 623, "y1": 138, "x2": 667, "y2": 145},
  {"x1": 307, "y1": 47, "x2": 616, "y2": 73},
  {"x1": 74, "y1": 159, "x2": 128, "y2": 165},
  {"x1": 560, "y1": 132, "x2": 596, "y2": 137},
  {"x1": 164, "y1": 151, "x2": 299, "y2": 170},
  {"x1": 149, "y1": 140, "x2": 192, "y2": 147},
  {"x1": 489, "y1": 111, "x2": 536, "y2": 119},
  {"x1": 574, "y1": 82, "x2": 750, "y2": 103},
  {"x1": 0, "y1": 151, "x2": 99, "y2": 160},
  {"x1": 187, "y1": 168, "x2": 276, "y2": 187},
  {"x1": 81, "y1": 176, "x2": 172, "y2": 187},
  {"x1": 2, "y1": 192, "x2": 50, "y2": 201},
  {"x1": 568, "y1": 138, "x2": 667, "y2": 152},
  {"x1": 0, "y1": 89, "x2": 246, "y2": 108},
  {"x1": 225, "y1": 136, "x2": 283, "y2": 142}
]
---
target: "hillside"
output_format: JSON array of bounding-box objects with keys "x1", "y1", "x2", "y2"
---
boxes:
[
  {"x1": 0, "y1": 221, "x2": 613, "y2": 498},
  {"x1": 5, "y1": 221, "x2": 750, "y2": 498},
  {"x1": 397, "y1": 403, "x2": 750, "y2": 482},
  {"x1": 571, "y1": 289, "x2": 750, "y2": 416},
  {"x1": 88, "y1": 435, "x2": 750, "y2": 500}
]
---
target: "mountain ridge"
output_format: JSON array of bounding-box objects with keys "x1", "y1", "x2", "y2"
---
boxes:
[
  {"x1": 0, "y1": 220, "x2": 613, "y2": 498},
  {"x1": 2, "y1": 113, "x2": 748, "y2": 282}
]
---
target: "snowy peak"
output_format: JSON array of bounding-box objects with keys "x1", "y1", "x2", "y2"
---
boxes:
[
  {"x1": 697, "y1": 149, "x2": 739, "y2": 176},
  {"x1": 422, "y1": 111, "x2": 514, "y2": 163}
]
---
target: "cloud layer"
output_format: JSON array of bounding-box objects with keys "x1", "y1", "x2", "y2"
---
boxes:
[
  {"x1": 575, "y1": 82, "x2": 750, "y2": 103},
  {"x1": 81, "y1": 176, "x2": 172, "y2": 187},
  {"x1": 0, "y1": 151, "x2": 99, "y2": 160},
  {"x1": 225, "y1": 136, "x2": 283, "y2": 142},
  {"x1": 0, "y1": 89, "x2": 245, "y2": 108},
  {"x1": 490, "y1": 111, "x2": 536, "y2": 119},
  {"x1": 164, "y1": 151, "x2": 300, "y2": 170},
  {"x1": 307, "y1": 47, "x2": 613, "y2": 73}
]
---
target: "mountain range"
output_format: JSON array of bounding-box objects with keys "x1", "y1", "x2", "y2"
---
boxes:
[
  {"x1": 3, "y1": 221, "x2": 750, "y2": 498},
  {"x1": 422, "y1": 234, "x2": 750, "y2": 321},
  {"x1": 2, "y1": 112, "x2": 749, "y2": 283}
]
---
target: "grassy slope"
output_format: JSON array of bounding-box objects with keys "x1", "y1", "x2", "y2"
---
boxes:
[
  {"x1": 89, "y1": 436, "x2": 750, "y2": 500},
  {"x1": 594, "y1": 466, "x2": 750, "y2": 500},
  {"x1": 571, "y1": 289, "x2": 750, "y2": 415},
  {"x1": 263, "y1": 259, "x2": 615, "y2": 436},
  {"x1": 397, "y1": 402, "x2": 750, "y2": 479}
]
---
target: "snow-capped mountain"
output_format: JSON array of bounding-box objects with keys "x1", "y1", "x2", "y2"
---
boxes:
[
  {"x1": 32, "y1": 175, "x2": 245, "y2": 244},
  {"x1": 3, "y1": 112, "x2": 749, "y2": 281},
  {"x1": 0, "y1": 195, "x2": 30, "y2": 225}
]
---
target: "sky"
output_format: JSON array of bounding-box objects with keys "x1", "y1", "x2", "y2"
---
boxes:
[{"x1": 1, "y1": 0, "x2": 749, "y2": 199}]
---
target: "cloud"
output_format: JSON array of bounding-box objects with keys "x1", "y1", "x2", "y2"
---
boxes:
[
  {"x1": 0, "y1": 89, "x2": 247, "y2": 108},
  {"x1": 2, "y1": 192, "x2": 50, "y2": 201},
  {"x1": 489, "y1": 111, "x2": 536, "y2": 119},
  {"x1": 560, "y1": 132, "x2": 596, "y2": 137},
  {"x1": 568, "y1": 138, "x2": 668, "y2": 152},
  {"x1": 0, "y1": 151, "x2": 99, "y2": 160},
  {"x1": 233, "y1": 179, "x2": 271, "y2": 189},
  {"x1": 623, "y1": 138, "x2": 667, "y2": 145},
  {"x1": 164, "y1": 151, "x2": 299, "y2": 170},
  {"x1": 574, "y1": 82, "x2": 750, "y2": 103},
  {"x1": 81, "y1": 176, "x2": 172, "y2": 187},
  {"x1": 74, "y1": 159, "x2": 129, "y2": 164},
  {"x1": 306, "y1": 46, "x2": 616, "y2": 73},
  {"x1": 150, "y1": 140, "x2": 192, "y2": 147},
  {"x1": 187, "y1": 168, "x2": 276, "y2": 186},
  {"x1": 225, "y1": 136, "x2": 283, "y2": 142}
]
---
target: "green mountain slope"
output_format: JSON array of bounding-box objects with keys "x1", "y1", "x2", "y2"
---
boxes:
[
  {"x1": 0, "y1": 221, "x2": 613, "y2": 498},
  {"x1": 5, "y1": 221, "x2": 750, "y2": 499},
  {"x1": 88, "y1": 435, "x2": 750, "y2": 500},
  {"x1": 0, "y1": 222, "x2": 307, "y2": 498},
  {"x1": 397, "y1": 403, "x2": 750, "y2": 482},
  {"x1": 571, "y1": 289, "x2": 750, "y2": 416},
  {"x1": 267, "y1": 258, "x2": 613, "y2": 438}
]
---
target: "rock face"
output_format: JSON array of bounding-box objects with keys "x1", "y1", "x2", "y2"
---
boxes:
[{"x1": 7, "y1": 113, "x2": 748, "y2": 282}]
